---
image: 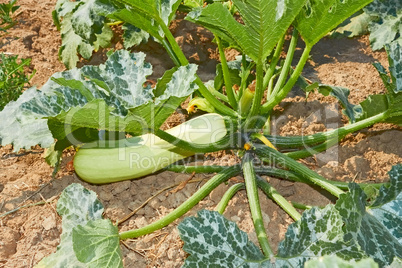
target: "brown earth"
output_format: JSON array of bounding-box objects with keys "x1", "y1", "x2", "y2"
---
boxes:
[{"x1": 0, "y1": 0, "x2": 401, "y2": 267}]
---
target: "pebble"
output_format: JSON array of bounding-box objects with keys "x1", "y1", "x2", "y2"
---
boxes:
[
  {"x1": 230, "y1": 216, "x2": 241, "y2": 222},
  {"x1": 41, "y1": 216, "x2": 56, "y2": 231}
]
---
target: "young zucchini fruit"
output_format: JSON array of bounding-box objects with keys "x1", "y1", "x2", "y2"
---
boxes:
[{"x1": 73, "y1": 113, "x2": 227, "y2": 184}]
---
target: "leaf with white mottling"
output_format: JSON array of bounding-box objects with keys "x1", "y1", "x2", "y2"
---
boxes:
[
  {"x1": 385, "y1": 41, "x2": 402, "y2": 94},
  {"x1": 35, "y1": 183, "x2": 105, "y2": 267},
  {"x1": 111, "y1": 0, "x2": 181, "y2": 40},
  {"x1": 0, "y1": 50, "x2": 198, "y2": 151},
  {"x1": 364, "y1": 0, "x2": 402, "y2": 50},
  {"x1": 122, "y1": 23, "x2": 149, "y2": 49},
  {"x1": 179, "y1": 208, "x2": 366, "y2": 267},
  {"x1": 336, "y1": 164, "x2": 402, "y2": 267},
  {"x1": 275, "y1": 205, "x2": 366, "y2": 267},
  {"x1": 304, "y1": 255, "x2": 378, "y2": 268},
  {"x1": 178, "y1": 210, "x2": 271, "y2": 268},
  {"x1": 54, "y1": 0, "x2": 119, "y2": 68},
  {"x1": 0, "y1": 87, "x2": 54, "y2": 151},
  {"x1": 330, "y1": 11, "x2": 371, "y2": 38},
  {"x1": 70, "y1": 0, "x2": 117, "y2": 42},
  {"x1": 73, "y1": 219, "x2": 123, "y2": 268}
]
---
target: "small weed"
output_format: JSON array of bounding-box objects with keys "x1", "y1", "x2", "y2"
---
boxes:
[
  {"x1": 0, "y1": 53, "x2": 35, "y2": 111},
  {"x1": 0, "y1": 0, "x2": 20, "y2": 33}
]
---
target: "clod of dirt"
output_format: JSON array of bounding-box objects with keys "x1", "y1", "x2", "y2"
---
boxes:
[
  {"x1": 344, "y1": 155, "x2": 371, "y2": 176},
  {"x1": 0, "y1": 227, "x2": 20, "y2": 259}
]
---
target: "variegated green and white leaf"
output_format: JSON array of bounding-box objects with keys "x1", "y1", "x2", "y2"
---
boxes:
[
  {"x1": 0, "y1": 87, "x2": 54, "y2": 151},
  {"x1": 35, "y1": 183, "x2": 106, "y2": 268},
  {"x1": 179, "y1": 208, "x2": 366, "y2": 268},
  {"x1": 178, "y1": 209, "x2": 271, "y2": 268},
  {"x1": 73, "y1": 219, "x2": 123, "y2": 268},
  {"x1": 364, "y1": 0, "x2": 402, "y2": 51},
  {"x1": 111, "y1": 0, "x2": 181, "y2": 40},
  {"x1": 335, "y1": 164, "x2": 402, "y2": 267},
  {"x1": 122, "y1": 23, "x2": 149, "y2": 49},
  {"x1": 275, "y1": 205, "x2": 366, "y2": 267},
  {"x1": 0, "y1": 50, "x2": 198, "y2": 151},
  {"x1": 54, "y1": 0, "x2": 120, "y2": 68},
  {"x1": 58, "y1": 12, "x2": 94, "y2": 69},
  {"x1": 385, "y1": 41, "x2": 402, "y2": 94},
  {"x1": 70, "y1": 0, "x2": 117, "y2": 42},
  {"x1": 304, "y1": 255, "x2": 378, "y2": 268}
]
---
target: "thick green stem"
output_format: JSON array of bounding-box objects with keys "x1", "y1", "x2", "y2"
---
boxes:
[
  {"x1": 159, "y1": 22, "x2": 189, "y2": 66},
  {"x1": 239, "y1": 57, "x2": 254, "y2": 97},
  {"x1": 261, "y1": 44, "x2": 313, "y2": 114},
  {"x1": 216, "y1": 183, "x2": 245, "y2": 214},
  {"x1": 255, "y1": 146, "x2": 344, "y2": 198},
  {"x1": 160, "y1": 22, "x2": 238, "y2": 117},
  {"x1": 262, "y1": 112, "x2": 389, "y2": 149},
  {"x1": 210, "y1": 88, "x2": 229, "y2": 103},
  {"x1": 119, "y1": 165, "x2": 241, "y2": 239},
  {"x1": 284, "y1": 137, "x2": 339, "y2": 159},
  {"x1": 268, "y1": 29, "x2": 298, "y2": 99},
  {"x1": 165, "y1": 164, "x2": 234, "y2": 173},
  {"x1": 161, "y1": 39, "x2": 181, "y2": 66},
  {"x1": 153, "y1": 129, "x2": 238, "y2": 153},
  {"x1": 254, "y1": 166, "x2": 388, "y2": 190},
  {"x1": 263, "y1": 35, "x2": 285, "y2": 90},
  {"x1": 244, "y1": 63, "x2": 265, "y2": 128},
  {"x1": 216, "y1": 35, "x2": 237, "y2": 109},
  {"x1": 166, "y1": 165, "x2": 389, "y2": 190},
  {"x1": 243, "y1": 153, "x2": 274, "y2": 258},
  {"x1": 256, "y1": 176, "x2": 301, "y2": 221},
  {"x1": 291, "y1": 202, "x2": 313, "y2": 210}
]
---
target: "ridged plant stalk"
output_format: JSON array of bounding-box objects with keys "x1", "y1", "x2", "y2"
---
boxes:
[
  {"x1": 243, "y1": 152, "x2": 274, "y2": 258},
  {"x1": 119, "y1": 165, "x2": 241, "y2": 239}
]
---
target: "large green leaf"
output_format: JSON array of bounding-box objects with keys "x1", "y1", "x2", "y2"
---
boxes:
[
  {"x1": 69, "y1": 0, "x2": 117, "y2": 42},
  {"x1": 0, "y1": 50, "x2": 198, "y2": 151},
  {"x1": 304, "y1": 42, "x2": 402, "y2": 125},
  {"x1": 186, "y1": 0, "x2": 307, "y2": 62},
  {"x1": 385, "y1": 41, "x2": 402, "y2": 94},
  {"x1": 294, "y1": 0, "x2": 374, "y2": 46},
  {"x1": 330, "y1": 11, "x2": 371, "y2": 38},
  {"x1": 35, "y1": 183, "x2": 113, "y2": 267},
  {"x1": 364, "y1": 0, "x2": 402, "y2": 51},
  {"x1": 179, "y1": 208, "x2": 366, "y2": 267},
  {"x1": 0, "y1": 87, "x2": 54, "y2": 151},
  {"x1": 178, "y1": 209, "x2": 271, "y2": 267},
  {"x1": 335, "y1": 165, "x2": 402, "y2": 267},
  {"x1": 58, "y1": 12, "x2": 94, "y2": 69},
  {"x1": 315, "y1": 85, "x2": 362, "y2": 123},
  {"x1": 110, "y1": 0, "x2": 181, "y2": 40},
  {"x1": 122, "y1": 23, "x2": 149, "y2": 49},
  {"x1": 275, "y1": 205, "x2": 366, "y2": 267},
  {"x1": 73, "y1": 219, "x2": 123, "y2": 268},
  {"x1": 304, "y1": 255, "x2": 378, "y2": 268},
  {"x1": 54, "y1": 0, "x2": 119, "y2": 68}
]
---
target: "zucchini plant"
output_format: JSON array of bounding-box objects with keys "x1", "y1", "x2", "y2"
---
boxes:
[
  {"x1": 0, "y1": 0, "x2": 401, "y2": 267},
  {"x1": 331, "y1": 0, "x2": 402, "y2": 51}
]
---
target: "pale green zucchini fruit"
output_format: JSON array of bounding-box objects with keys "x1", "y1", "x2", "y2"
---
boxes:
[{"x1": 73, "y1": 113, "x2": 227, "y2": 184}]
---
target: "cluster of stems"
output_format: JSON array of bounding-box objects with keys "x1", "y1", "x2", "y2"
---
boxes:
[{"x1": 115, "y1": 7, "x2": 392, "y2": 257}]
